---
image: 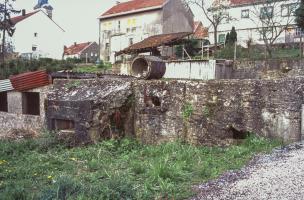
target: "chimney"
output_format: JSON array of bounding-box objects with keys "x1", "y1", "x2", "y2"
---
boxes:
[
  {"x1": 116, "y1": 1, "x2": 120, "y2": 5},
  {"x1": 74, "y1": 42, "x2": 77, "y2": 46},
  {"x1": 22, "y1": 9, "x2": 26, "y2": 16}
]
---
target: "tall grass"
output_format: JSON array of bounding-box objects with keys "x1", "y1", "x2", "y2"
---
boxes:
[{"x1": 0, "y1": 134, "x2": 281, "y2": 200}]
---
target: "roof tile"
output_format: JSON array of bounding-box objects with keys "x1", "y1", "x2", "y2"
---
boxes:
[
  {"x1": 64, "y1": 42, "x2": 92, "y2": 55},
  {"x1": 101, "y1": 0, "x2": 165, "y2": 17}
]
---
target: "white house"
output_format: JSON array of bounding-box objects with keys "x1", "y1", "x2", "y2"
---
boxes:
[
  {"x1": 209, "y1": 0, "x2": 300, "y2": 46},
  {"x1": 99, "y1": 0, "x2": 194, "y2": 63},
  {"x1": 63, "y1": 42, "x2": 99, "y2": 63},
  {"x1": 5, "y1": 6, "x2": 65, "y2": 59}
]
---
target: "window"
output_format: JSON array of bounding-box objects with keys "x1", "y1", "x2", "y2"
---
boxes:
[
  {"x1": 34, "y1": 32, "x2": 38, "y2": 37},
  {"x1": 52, "y1": 119, "x2": 75, "y2": 131},
  {"x1": 105, "y1": 43, "x2": 110, "y2": 50},
  {"x1": 131, "y1": 27, "x2": 136, "y2": 32},
  {"x1": 22, "y1": 92, "x2": 40, "y2": 116},
  {"x1": 129, "y1": 38, "x2": 134, "y2": 45},
  {"x1": 218, "y1": 34, "x2": 226, "y2": 44},
  {"x1": 260, "y1": 6, "x2": 273, "y2": 19},
  {"x1": 281, "y1": 4, "x2": 289, "y2": 17},
  {"x1": 282, "y1": 3, "x2": 299, "y2": 17},
  {"x1": 0, "y1": 92, "x2": 8, "y2": 112},
  {"x1": 32, "y1": 45, "x2": 37, "y2": 51},
  {"x1": 289, "y1": 3, "x2": 299, "y2": 16},
  {"x1": 295, "y1": 27, "x2": 304, "y2": 37},
  {"x1": 241, "y1": 9, "x2": 249, "y2": 18},
  {"x1": 118, "y1": 21, "x2": 121, "y2": 30}
]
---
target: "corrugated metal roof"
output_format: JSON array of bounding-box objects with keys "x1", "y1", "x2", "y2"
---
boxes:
[
  {"x1": 0, "y1": 79, "x2": 14, "y2": 92},
  {"x1": 10, "y1": 70, "x2": 51, "y2": 91}
]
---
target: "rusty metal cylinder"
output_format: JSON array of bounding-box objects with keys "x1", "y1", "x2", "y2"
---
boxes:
[{"x1": 131, "y1": 56, "x2": 166, "y2": 80}]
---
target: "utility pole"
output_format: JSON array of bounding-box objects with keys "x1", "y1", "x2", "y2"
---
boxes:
[
  {"x1": 1, "y1": 0, "x2": 7, "y2": 64},
  {"x1": 234, "y1": 41, "x2": 237, "y2": 61}
]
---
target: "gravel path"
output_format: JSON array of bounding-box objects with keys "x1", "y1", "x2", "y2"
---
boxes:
[{"x1": 193, "y1": 141, "x2": 304, "y2": 200}]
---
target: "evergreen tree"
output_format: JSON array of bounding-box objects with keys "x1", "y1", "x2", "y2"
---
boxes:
[
  {"x1": 296, "y1": 0, "x2": 304, "y2": 29},
  {"x1": 229, "y1": 26, "x2": 237, "y2": 44},
  {"x1": 225, "y1": 32, "x2": 230, "y2": 46}
]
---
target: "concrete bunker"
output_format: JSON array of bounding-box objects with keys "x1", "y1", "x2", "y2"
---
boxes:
[
  {"x1": 131, "y1": 56, "x2": 166, "y2": 79},
  {"x1": 46, "y1": 78, "x2": 134, "y2": 145}
]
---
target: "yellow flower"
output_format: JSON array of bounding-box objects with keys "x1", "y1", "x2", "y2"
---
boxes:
[
  {"x1": 47, "y1": 176, "x2": 53, "y2": 179},
  {"x1": 0, "y1": 160, "x2": 7, "y2": 165},
  {"x1": 70, "y1": 157, "x2": 77, "y2": 161},
  {"x1": 34, "y1": 173, "x2": 38, "y2": 176}
]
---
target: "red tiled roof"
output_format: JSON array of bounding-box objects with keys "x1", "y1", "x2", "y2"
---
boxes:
[
  {"x1": 64, "y1": 42, "x2": 92, "y2": 55},
  {"x1": 193, "y1": 21, "x2": 208, "y2": 39},
  {"x1": 10, "y1": 11, "x2": 39, "y2": 25},
  {"x1": 101, "y1": 0, "x2": 165, "y2": 18},
  {"x1": 10, "y1": 70, "x2": 51, "y2": 91},
  {"x1": 230, "y1": 0, "x2": 257, "y2": 6}
]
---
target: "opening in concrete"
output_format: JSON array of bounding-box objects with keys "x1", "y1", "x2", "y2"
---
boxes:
[
  {"x1": 52, "y1": 119, "x2": 75, "y2": 131},
  {"x1": 145, "y1": 96, "x2": 161, "y2": 107},
  {"x1": 0, "y1": 92, "x2": 8, "y2": 112},
  {"x1": 229, "y1": 126, "x2": 248, "y2": 140},
  {"x1": 132, "y1": 57, "x2": 148, "y2": 77},
  {"x1": 22, "y1": 92, "x2": 40, "y2": 116}
]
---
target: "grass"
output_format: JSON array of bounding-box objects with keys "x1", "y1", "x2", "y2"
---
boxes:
[
  {"x1": 0, "y1": 134, "x2": 281, "y2": 200},
  {"x1": 73, "y1": 65, "x2": 104, "y2": 73}
]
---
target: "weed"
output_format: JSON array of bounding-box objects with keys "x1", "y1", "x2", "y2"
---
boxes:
[
  {"x1": 66, "y1": 80, "x2": 82, "y2": 89},
  {"x1": 182, "y1": 102, "x2": 194, "y2": 121},
  {"x1": 0, "y1": 134, "x2": 280, "y2": 200}
]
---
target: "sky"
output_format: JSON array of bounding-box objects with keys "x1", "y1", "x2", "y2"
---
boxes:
[{"x1": 10, "y1": 0, "x2": 207, "y2": 46}]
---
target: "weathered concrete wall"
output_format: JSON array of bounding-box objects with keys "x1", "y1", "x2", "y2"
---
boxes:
[
  {"x1": 0, "y1": 86, "x2": 49, "y2": 136},
  {"x1": 233, "y1": 59, "x2": 304, "y2": 79},
  {"x1": 46, "y1": 79, "x2": 133, "y2": 145},
  {"x1": 133, "y1": 78, "x2": 304, "y2": 145}
]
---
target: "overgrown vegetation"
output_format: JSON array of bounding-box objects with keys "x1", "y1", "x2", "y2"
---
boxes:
[
  {"x1": 216, "y1": 45, "x2": 302, "y2": 60},
  {"x1": 0, "y1": 58, "x2": 113, "y2": 79},
  {"x1": 0, "y1": 133, "x2": 281, "y2": 200},
  {"x1": 0, "y1": 58, "x2": 75, "y2": 79}
]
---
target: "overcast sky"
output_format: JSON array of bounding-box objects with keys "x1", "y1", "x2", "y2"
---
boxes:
[{"x1": 11, "y1": 0, "x2": 207, "y2": 45}]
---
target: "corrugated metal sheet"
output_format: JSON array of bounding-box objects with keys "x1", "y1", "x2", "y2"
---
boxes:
[
  {"x1": 10, "y1": 70, "x2": 51, "y2": 91},
  {"x1": 0, "y1": 79, "x2": 14, "y2": 92}
]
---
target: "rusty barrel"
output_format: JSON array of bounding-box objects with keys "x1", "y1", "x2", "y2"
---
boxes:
[{"x1": 131, "y1": 56, "x2": 166, "y2": 80}]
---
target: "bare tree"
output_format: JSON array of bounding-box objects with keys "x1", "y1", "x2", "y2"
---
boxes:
[
  {"x1": 0, "y1": 0, "x2": 20, "y2": 63},
  {"x1": 250, "y1": 0, "x2": 298, "y2": 58},
  {"x1": 186, "y1": 0, "x2": 230, "y2": 55}
]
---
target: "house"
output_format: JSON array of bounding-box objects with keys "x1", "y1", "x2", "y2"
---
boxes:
[
  {"x1": 192, "y1": 21, "x2": 209, "y2": 51},
  {"x1": 3, "y1": 3, "x2": 65, "y2": 60},
  {"x1": 208, "y1": 0, "x2": 300, "y2": 46},
  {"x1": 63, "y1": 42, "x2": 99, "y2": 63},
  {"x1": 193, "y1": 21, "x2": 209, "y2": 40},
  {"x1": 99, "y1": 0, "x2": 194, "y2": 63}
]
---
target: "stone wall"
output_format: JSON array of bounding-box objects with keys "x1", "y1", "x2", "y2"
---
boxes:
[
  {"x1": 0, "y1": 86, "x2": 49, "y2": 136},
  {"x1": 133, "y1": 78, "x2": 304, "y2": 145},
  {"x1": 232, "y1": 59, "x2": 304, "y2": 79}
]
